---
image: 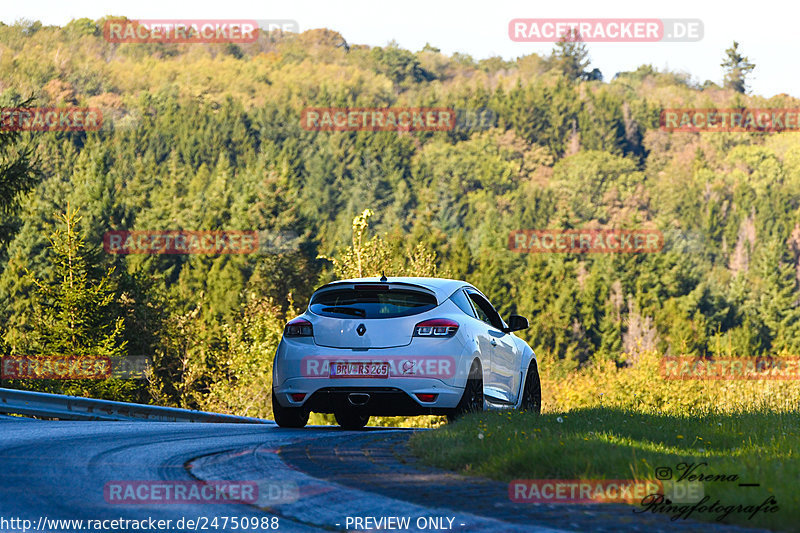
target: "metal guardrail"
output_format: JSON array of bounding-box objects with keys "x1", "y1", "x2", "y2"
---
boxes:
[{"x1": 0, "y1": 388, "x2": 270, "y2": 423}]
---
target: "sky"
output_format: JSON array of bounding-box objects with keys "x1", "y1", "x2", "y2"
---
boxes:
[{"x1": 5, "y1": 0, "x2": 799, "y2": 98}]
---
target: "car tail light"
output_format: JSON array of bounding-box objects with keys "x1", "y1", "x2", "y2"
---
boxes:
[
  {"x1": 290, "y1": 393, "x2": 306, "y2": 402},
  {"x1": 284, "y1": 317, "x2": 313, "y2": 337},
  {"x1": 413, "y1": 318, "x2": 459, "y2": 337},
  {"x1": 415, "y1": 393, "x2": 438, "y2": 402}
]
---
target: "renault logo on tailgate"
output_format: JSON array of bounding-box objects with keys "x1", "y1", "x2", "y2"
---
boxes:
[{"x1": 356, "y1": 324, "x2": 366, "y2": 336}]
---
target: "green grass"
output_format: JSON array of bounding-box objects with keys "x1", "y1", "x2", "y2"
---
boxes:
[{"x1": 409, "y1": 408, "x2": 799, "y2": 531}]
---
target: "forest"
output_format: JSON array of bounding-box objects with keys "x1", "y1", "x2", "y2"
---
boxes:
[{"x1": 1, "y1": 18, "x2": 799, "y2": 419}]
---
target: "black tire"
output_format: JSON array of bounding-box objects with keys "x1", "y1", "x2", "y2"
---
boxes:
[
  {"x1": 447, "y1": 361, "x2": 484, "y2": 422},
  {"x1": 272, "y1": 389, "x2": 309, "y2": 428},
  {"x1": 334, "y1": 409, "x2": 370, "y2": 430},
  {"x1": 520, "y1": 360, "x2": 542, "y2": 414}
]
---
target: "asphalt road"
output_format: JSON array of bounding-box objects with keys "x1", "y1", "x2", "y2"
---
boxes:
[{"x1": 0, "y1": 419, "x2": 767, "y2": 533}]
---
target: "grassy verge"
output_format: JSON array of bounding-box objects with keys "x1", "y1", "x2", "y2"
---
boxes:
[
  {"x1": 410, "y1": 408, "x2": 797, "y2": 530},
  {"x1": 410, "y1": 351, "x2": 800, "y2": 531}
]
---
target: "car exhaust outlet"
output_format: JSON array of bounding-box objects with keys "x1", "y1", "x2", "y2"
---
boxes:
[{"x1": 348, "y1": 393, "x2": 370, "y2": 406}]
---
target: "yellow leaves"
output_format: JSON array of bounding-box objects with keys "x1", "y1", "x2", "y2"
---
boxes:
[
  {"x1": 323, "y1": 206, "x2": 441, "y2": 279},
  {"x1": 539, "y1": 350, "x2": 800, "y2": 415}
]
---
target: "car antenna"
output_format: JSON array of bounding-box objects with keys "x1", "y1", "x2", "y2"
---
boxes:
[{"x1": 380, "y1": 272, "x2": 388, "y2": 282}]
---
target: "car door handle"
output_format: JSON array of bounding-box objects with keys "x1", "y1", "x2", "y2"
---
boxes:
[{"x1": 490, "y1": 339, "x2": 497, "y2": 346}]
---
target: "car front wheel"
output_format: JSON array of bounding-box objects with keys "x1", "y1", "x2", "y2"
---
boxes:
[{"x1": 520, "y1": 360, "x2": 541, "y2": 414}]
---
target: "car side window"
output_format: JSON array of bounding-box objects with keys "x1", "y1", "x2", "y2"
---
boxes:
[
  {"x1": 467, "y1": 291, "x2": 504, "y2": 331},
  {"x1": 449, "y1": 288, "x2": 476, "y2": 318}
]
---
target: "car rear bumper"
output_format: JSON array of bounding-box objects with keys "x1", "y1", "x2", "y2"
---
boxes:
[
  {"x1": 273, "y1": 378, "x2": 463, "y2": 413},
  {"x1": 286, "y1": 386, "x2": 459, "y2": 415},
  {"x1": 272, "y1": 332, "x2": 476, "y2": 414}
]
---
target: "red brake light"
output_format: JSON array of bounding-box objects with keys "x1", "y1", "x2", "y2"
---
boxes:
[
  {"x1": 413, "y1": 318, "x2": 459, "y2": 337},
  {"x1": 415, "y1": 393, "x2": 438, "y2": 402},
  {"x1": 285, "y1": 317, "x2": 313, "y2": 337},
  {"x1": 290, "y1": 393, "x2": 306, "y2": 402}
]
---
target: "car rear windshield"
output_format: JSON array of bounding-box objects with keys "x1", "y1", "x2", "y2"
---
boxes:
[{"x1": 309, "y1": 287, "x2": 437, "y2": 319}]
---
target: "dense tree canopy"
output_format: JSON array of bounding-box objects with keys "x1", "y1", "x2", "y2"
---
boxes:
[{"x1": 1, "y1": 20, "x2": 798, "y2": 412}]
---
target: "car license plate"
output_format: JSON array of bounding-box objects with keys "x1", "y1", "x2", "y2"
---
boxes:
[{"x1": 329, "y1": 362, "x2": 389, "y2": 378}]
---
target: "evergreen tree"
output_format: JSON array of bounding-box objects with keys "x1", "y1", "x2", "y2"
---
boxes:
[
  {"x1": 0, "y1": 96, "x2": 40, "y2": 244},
  {"x1": 721, "y1": 41, "x2": 755, "y2": 94},
  {"x1": 550, "y1": 30, "x2": 591, "y2": 81},
  {"x1": 750, "y1": 239, "x2": 800, "y2": 354},
  {"x1": 28, "y1": 206, "x2": 125, "y2": 357}
]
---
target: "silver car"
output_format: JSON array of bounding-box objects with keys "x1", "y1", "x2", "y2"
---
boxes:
[{"x1": 271, "y1": 276, "x2": 541, "y2": 428}]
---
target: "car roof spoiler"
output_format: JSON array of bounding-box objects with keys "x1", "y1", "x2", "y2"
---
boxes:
[{"x1": 312, "y1": 280, "x2": 439, "y2": 302}]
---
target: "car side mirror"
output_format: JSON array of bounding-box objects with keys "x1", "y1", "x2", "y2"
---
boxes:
[{"x1": 505, "y1": 314, "x2": 529, "y2": 332}]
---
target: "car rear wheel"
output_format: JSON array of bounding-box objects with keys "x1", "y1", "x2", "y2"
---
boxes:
[
  {"x1": 272, "y1": 389, "x2": 309, "y2": 428},
  {"x1": 520, "y1": 360, "x2": 541, "y2": 414},
  {"x1": 447, "y1": 361, "x2": 484, "y2": 422},
  {"x1": 334, "y1": 409, "x2": 370, "y2": 430}
]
